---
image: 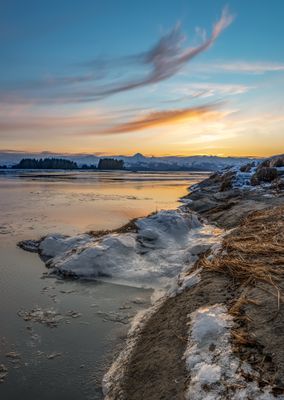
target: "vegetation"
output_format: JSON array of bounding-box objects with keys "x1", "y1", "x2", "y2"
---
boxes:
[
  {"x1": 97, "y1": 158, "x2": 124, "y2": 170},
  {"x1": 12, "y1": 158, "x2": 78, "y2": 169},
  {"x1": 80, "y1": 164, "x2": 97, "y2": 170}
]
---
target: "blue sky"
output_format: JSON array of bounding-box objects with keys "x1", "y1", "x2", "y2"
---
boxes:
[{"x1": 0, "y1": 0, "x2": 283, "y2": 156}]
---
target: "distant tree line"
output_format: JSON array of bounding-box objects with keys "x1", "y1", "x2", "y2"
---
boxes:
[
  {"x1": 80, "y1": 164, "x2": 97, "y2": 170},
  {"x1": 12, "y1": 158, "x2": 78, "y2": 169},
  {"x1": 97, "y1": 158, "x2": 124, "y2": 170},
  {"x1": 9, "y1": 157, "x2": 125, "y2": 170}
]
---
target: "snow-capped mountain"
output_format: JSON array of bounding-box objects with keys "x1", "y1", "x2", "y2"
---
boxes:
[{"x1": 0, "y1": 150, "x2": 260, "y2": 171}]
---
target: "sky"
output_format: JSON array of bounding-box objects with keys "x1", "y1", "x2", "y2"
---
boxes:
[{"x1": 0, "y1": 0, "x2": 284, "y2": 157}]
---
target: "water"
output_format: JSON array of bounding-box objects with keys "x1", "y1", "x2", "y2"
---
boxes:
[{"x1": 0, "y1": 170, "x2": 207, "y2": 399}]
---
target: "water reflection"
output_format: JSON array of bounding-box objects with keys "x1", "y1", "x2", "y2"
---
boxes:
[{"x1": 0, "y1": 171, "x2": 207, "y2": 400}]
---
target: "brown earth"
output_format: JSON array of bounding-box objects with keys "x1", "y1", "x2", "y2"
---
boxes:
[
  {"x1": 107, "y1": 272, "x2": 234, "y2": 400},
  {"x1": 105, "y1": 174, "x2": 284, "y2": 399}
]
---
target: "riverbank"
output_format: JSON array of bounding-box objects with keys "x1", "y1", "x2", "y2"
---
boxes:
[{"x1": 103, "y1": 156, "x2": 284, "y2": 399}]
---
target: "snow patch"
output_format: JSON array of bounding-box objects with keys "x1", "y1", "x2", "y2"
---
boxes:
[{"x1": 184, "y1": 304, "x2": 283, "y2": 400}]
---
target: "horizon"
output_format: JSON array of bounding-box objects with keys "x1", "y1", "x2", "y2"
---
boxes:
[
  {"x1": 1, "y1": 1, "x2": 284, "y2": 156},
  {"x1": 0, "y1": 148, "x2": 268, "y2": 159}
]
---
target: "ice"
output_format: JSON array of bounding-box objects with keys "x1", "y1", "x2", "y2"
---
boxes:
[
  {"x1": 184, "y1": 304, "x2": 283, "y2": 400},
  {"x1": 39, "y1": 233, "x2": 91, "y2": 258},
  {"x1": 136, "y1": 210, "x2": 201, "y2": 250},
  {"x1": 33, "y1": 209, "x2": 221, "y2": 289},
  {"x1": 221, "y1": 160, "x2": 284, "y2": 191},
  {"x1": 194, "y1": 363, "x2": 221, "y2": 384},
  {"x1": 190, "y1": 305, "x2": 230, "y2": 343}
]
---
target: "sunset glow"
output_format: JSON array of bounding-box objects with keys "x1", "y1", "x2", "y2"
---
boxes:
[{"x1": 1, "y1": 0, "x2": 283, "y2": 157}]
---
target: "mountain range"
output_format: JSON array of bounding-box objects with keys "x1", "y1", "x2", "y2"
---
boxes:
[{"x1": 0, "y1": 150, "x2": 260, "y2": 171}]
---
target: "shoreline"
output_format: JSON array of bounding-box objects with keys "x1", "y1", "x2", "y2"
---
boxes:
[{"x1": 102, "y1": 158, "x2": 284, "y2": 399}]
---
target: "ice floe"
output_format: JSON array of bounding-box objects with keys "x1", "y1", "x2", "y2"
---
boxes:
[{"x1": 23, "y1": 210, "x2": 222, "y2": 289}]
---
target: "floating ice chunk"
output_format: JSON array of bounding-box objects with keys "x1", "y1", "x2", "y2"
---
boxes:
[
  {"x1": 23, "y1": 209, "x2": 221, "y2": 288},
  {"x1": 48, "y1": 233, "x2": 138, "y2": 278}
]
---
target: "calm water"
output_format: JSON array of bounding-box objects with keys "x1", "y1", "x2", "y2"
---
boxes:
[{"x1": 0, "y1": 170, "x2": 207, "y2": 399}]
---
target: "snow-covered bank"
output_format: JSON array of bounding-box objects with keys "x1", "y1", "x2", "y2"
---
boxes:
[
  {"x1": 184, "y1": 304, "x2": 283, "y2": 400},
  {"x1": 101, "y1": 155, "x2": 284, "y2": 400},
  {"x1": 20, "y1": 210, "x2": 222, "y2": 289}
]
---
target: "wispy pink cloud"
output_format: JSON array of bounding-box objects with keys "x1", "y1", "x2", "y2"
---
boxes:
[{"x1": 98, "y1": 104, "x2": 222, "y2": 134}]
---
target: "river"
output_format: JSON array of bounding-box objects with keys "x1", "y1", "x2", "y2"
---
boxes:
[{"x1": 0, "y1": 170, "x2": 207, "y2": 399}]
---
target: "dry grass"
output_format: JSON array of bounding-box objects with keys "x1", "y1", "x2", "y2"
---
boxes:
[
  {"x1": 198, "y1": 206, "x2": 284, "y2": 387},
  {"x1": 88, "y1": 211, "x2": 158, "y2": 239},
  {"x1": 200, "y1": 206, "x2": 284, "y2": 289},
  {"x1": 88, "y1": 218, "x2": 138, "y2": 238}
]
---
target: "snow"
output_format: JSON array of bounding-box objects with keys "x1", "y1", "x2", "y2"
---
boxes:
[
  {"x1": 220, "y1": 161, "x2": 284, "y2": 191},
  {"x1": 184, "y1": 304, "x2": 284, "y2": 400},
  {"x1": 36, "y1": 210, "x2": 221, "y2": 289},
  {"x1": 39, "y1": 234, "x2": 91, "y2": 258}
]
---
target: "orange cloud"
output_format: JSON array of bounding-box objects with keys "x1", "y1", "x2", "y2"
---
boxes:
[{"x1": 101, "y1": 104, "x2": 222, "y2": 134}]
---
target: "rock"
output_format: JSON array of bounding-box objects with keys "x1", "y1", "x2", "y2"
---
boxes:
[
  {"x1": 271, "y1": 178, "x2": 284, "y2": 191},
  {"x1": 188, "y1": 198, "x2": 219, "y2": 213},
  {"x1": 258, "y1": 159, "x2": 271, "y2": 169},
  {"x1": 220, "y1": 171, "x2": 236, "y2": 192},
  {"x1": 208, "y1": 173, "x2": 222, "y2": 183},
  {"x1": 258, "y1": 155, "x2": 284, "y2": 169},
  {"x1": 240, "y1": 162, "x2": 255, "y2": 172},
  {"x1": 213, "y1": 189, "x2": 241, "y2": 201},
  {"x1": 251, "y1": 167, "x2": 278, "y2": 186},
  {"x1": 270, "y1": 156, "x2": 284, "y2": 168}
]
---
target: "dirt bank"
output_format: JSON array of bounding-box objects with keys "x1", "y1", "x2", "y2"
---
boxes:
[{"x1": 104, "y1": 163, "x2": 284, "y2": 400}]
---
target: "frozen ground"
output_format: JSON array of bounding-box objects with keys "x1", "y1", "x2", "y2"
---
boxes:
[{"x1": 185, "y1": 304, "x2": 283, "y2": 400}]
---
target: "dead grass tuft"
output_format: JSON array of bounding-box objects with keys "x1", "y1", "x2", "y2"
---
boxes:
[
  {"x1": 88, "y1": 218, "x2": 138, "y2": 238},
  {"x1": 200, "y1": 206, "x2": 284, "y2": 289}
]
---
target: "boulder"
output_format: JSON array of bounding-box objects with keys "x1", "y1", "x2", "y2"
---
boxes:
[
  {"x1": 240, "y1": 162, "x2": 255, "y2": 173},
  {"x1": 251, "y1": 167, "x2": 278, "y2": 186},
  {"x1": 270, "y1": 156, "x2": 284, "y2": 168},
  {"x1": 220, "y1": 171, "x2": 236, "y2": 192},
  {"x1": 271, "y1": 177, "x2": 284, "y2": 191},
  {"x1": 258, "y1": 155, "x2": 284, "y2": 169}
]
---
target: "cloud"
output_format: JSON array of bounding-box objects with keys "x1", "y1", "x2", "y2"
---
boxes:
[
  {"x1": 99, "y1": 103, "x2": 222, "y2": 134},
  {"x1": 196, "y1": 61, "x2": 284, "y2": 75},
  {"x1": 87, "y1": 7, "x2": 234, "y2": 98},
  {"x1": 162, "y1": 82, "x2": 252, "y2": 103},
  {"x1": 0, "y1": 106, "x2": 107, "y2": 133},
  {"x1": 0, "y1": 8, "x2": 234, "y2": 105}
]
